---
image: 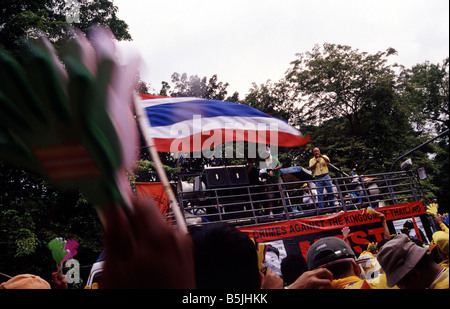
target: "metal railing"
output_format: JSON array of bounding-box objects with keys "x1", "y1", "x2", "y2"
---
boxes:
[{"x1": 168, "y1": 170, "x2": 424, "y2": 228}]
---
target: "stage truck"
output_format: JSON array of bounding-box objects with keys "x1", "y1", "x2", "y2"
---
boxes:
[
  {"x1": 86, "y1": 163, "x2": 437, "y2": 288},
  {"x1": 135, "y1": 163, "x2": 436, "y2": 260}
]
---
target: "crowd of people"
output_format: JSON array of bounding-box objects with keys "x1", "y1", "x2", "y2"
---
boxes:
[
  {"x1": 1, "y1": 195, "x2": 448, "y2": 290},
  {"x1": 1, "y1": 147, "x2": 448, "y2": 290}
]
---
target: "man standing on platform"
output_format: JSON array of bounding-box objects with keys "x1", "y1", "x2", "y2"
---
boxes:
[{"x1": 309, "y1": 147, "x2": 335, "y2": 208}]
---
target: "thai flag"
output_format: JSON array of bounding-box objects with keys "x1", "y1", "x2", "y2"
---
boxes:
[{"x1": 138, "y1": 94, "x2": 310, "y2": 153}]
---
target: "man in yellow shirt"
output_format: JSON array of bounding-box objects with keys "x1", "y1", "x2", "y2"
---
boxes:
[
  {"x1": 377, "y1": 234, "x2": 449, "y2": 289},
  {"x1": 309, "y1": 147, "x2": 334, "y2": 208},
  {"x1": 306, "y1": 236, "x2": 376, "y2": 289},
  {"x1": 432, "y1": 231, "x2": 449, "y2": 268}
]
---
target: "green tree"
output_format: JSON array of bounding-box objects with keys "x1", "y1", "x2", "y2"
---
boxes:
[
  {"x1": 0, "y1": 162, "x2": 103, "y2": 283},
  {"x1": 135, "y1": 74, "x2": 150, "y2": 94},
  {"x1": 357, "y1": 98, "x2": 422, "y2": 173},
  {"x1": 0, "y1": 0, "x2": 131, "y2": 54},
  {"x1": 397, "y1": 58, "x2": 449, "y2": 133},
  {"x1": 204, "y1": 74, "x2": 229, "y2": 100},
  {"x1": 244, "y1": 79, "x2": 298, "y2": 125},
  {"x1": 284, "y1": 43, "x2": 405, "y2": 169},
  {"x1": 394, "y1": 58, "x2": 449, "y2": 211},
  {"x1": 286, "y1": 43, "x2": 398, "y2": 139},
  {"x1": 159, "y1": 81, "x2": 171, "y2": 96},
  {"x1": 432, "y1": 138, "x2": 449, "y2": 213},
  {"x1": 72, "y1": 0, "x2": 131, "y2": 41},
  {"x1": 163, "y1": 72, "x2": 231, "y2": 100},
  {"x1": 226, "y1": 91, "x2": 240, "y2": 103},
  {"x1": 0, "y1": 0, "x2": 129, "y2": 284},
  {"x1": 158, "y1": 72, "x2": 237, "y2": 100}
]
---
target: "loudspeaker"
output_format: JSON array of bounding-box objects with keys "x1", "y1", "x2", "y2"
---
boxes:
[
  {"x1": 400, "y1": 158, "x2": 413, "y2": 171},
  {"x1": 227, "y1": 165, "x2": 249, "y2": 186},
  {"x1": 204, "y1": 167, "x2": 229, "y2": 188}
]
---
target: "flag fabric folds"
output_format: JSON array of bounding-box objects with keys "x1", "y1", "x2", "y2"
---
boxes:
[{"x1": 138, "y1": 94, "x2": 310, "y2": 153}]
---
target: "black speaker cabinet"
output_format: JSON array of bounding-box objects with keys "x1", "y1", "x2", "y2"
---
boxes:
[
  {"x1": 227, "y1": 165, "x2": 249, "y2": 186},
  {"x1": 204, "y1": 167, "x2": 229, "y2": 188}
]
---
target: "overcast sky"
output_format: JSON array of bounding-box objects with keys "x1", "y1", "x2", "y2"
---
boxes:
[{"x1": 113, "y1": 0, "x2": 449, "y2": 97}]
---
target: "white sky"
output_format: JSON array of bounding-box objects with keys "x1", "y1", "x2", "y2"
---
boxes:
[{"x1": 112, "y1": 0, "x2": 449, "y2": 97}]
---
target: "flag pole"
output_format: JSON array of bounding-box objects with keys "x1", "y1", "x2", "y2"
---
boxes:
[{"x1": 132, "y1": 93, "x2": 188, "y2": 234}]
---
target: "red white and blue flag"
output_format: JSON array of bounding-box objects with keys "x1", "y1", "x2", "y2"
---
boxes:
[{"x1": 138, "y1": 94, "x2": 310, "y2": 153}]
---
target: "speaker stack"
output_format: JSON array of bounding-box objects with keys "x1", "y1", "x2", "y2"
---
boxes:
[
  {"x1": 203, "y1": 166, "x2": 251, "y2": 220},
  {"x1": 203, "y1": 165, "x2": 249, "y2": 189},
  {"x1": 227, "y1": 165, "x2": 249, "y2": 187}
]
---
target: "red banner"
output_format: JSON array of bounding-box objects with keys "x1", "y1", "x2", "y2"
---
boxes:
[
  {"x1": 238, "y1": 201, "x2": 428, "y2": 257},
  {"x1": 135, "y1": 182, "x2": 171, "y2": 221}
]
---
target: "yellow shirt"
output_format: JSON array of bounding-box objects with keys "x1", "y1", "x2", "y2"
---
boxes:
[
  {"x1": 309, "y1": 155, "x2": 330, "y2": 177},
  {"x1": 430, "y1": 268, "x2": 449, "y2": 289},
  {"x1": 371, "y1": 273, "x2": 399, "y2": 289},
  {"x1": 331, "y1": 276, "x2": 375, "y2": 289},
  {"x1": 439, "y1": 223, "x2": 449, "y2": 234}
]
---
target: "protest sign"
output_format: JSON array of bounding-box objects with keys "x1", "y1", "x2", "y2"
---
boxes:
[{"x1": 239, "y1": 201, "x2": 431, "y2": 257}]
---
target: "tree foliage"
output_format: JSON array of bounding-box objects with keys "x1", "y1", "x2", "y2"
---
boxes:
[
  {"x1": 159, "y1": 72, "x2": 239, "y2": 102},
  {"x1": 0, "y1": 162, "x2": 103, "y2": 284},
  {"x1": 285, "y1": 43, "x2": 398, "y2": 139},
  {"x1": 397, "y1": 58, "x2": 449, "y2": 133},
  {"x1": 0, "y1": 0, "x2": 130, "y2": 284},
  {"x1": 0, "y1": 0, "x2": 131, "y2": 54},
  {"x1": 244, "y1": 79, "x2": 298, "y2": 125}
]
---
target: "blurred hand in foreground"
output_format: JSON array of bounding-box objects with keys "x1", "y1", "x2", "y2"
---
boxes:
[
  {"x1": 102, "y1": 198, "x2": 195, "y2": 289},
  {"x1": 286, "y1": 268, "x2": 333, "y2": 289}
]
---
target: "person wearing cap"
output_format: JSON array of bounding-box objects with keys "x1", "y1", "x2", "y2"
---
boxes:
[
  {"x1": 0, "y1": 274, "x2": 51, "y2": 289},
  {"x1": 306, "y1": 236, "x2": 376, "y2": 289},
  {"x1": 302, "y1": 182, "x2": 317, "y2": 210},
  {"x1": 261, "y1": 149, "x2": 282, "y2": 218},
  {"x1": 262, "y1": 150, "x2": 282, "y2": 184},
  {"x1": 309, "y1": 147, "x2": 335, "y2": 209},
  {"x1": 432, "y1": 231, "x2": 449, "y2": 268},
  {"x1": 377, "y1": 234, "x2": 449, "y2": 289}
]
